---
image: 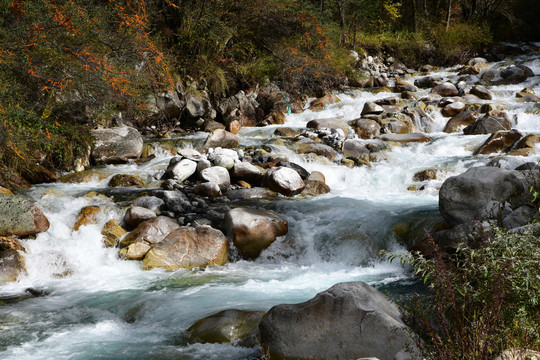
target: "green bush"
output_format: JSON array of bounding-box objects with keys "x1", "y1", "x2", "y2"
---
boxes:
[
  {"x1": 386, "y1": 226, "x2": 540, "y2": 359},
  {"x1": 427, "y1": 23, "x2": 493, "y2": 65}
]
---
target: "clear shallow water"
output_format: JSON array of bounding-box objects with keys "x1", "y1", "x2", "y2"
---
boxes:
[{"x1": 2, "y1": 49, "x2": 540, "y2": 359}]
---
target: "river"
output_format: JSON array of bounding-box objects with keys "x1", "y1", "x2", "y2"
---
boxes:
[{"x1": 1, "y1": 45, "x2": 540, "y2": 359}]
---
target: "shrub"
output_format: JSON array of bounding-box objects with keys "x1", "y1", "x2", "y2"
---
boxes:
[{"x1": 386, "y1": 226, "x2": 540, "y2": 359}]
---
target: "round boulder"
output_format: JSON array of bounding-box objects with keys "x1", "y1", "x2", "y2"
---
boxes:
[
  {"x1": 262, "y1": 167, "x2": 305, "y2": 197},
  {"x1": 200, "y1": 166, "x2": 231, "y2": 193},
  {"x1": 123, "y1": 206, "x2": 157, "y2": 229},
  {"x1": 108, "y1": 174, "x2": 145, "y2": 188},
  {"x1": 225, "y1": 208, "x2": 288, "y2": 259},
  {"x1": 167, "y1": 158, "x2": 197, "y2": 183},
  {"x1": 259, "y1": 281, "x2": 416, "y2": 360},
  {"x1": 463, "y1": 111, "x2": 512, "y2": 135},
  {"x1": 432, "y1": 82, "x2": 459, "y2": 96},
  {"x1": 142, "y1": 226, "x2": 229, "y2": 270}
]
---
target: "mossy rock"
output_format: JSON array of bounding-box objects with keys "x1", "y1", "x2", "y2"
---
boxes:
[
  {"x1": 187, "y1": 309, "x2": 266, "y2": 345},
  {"x1": 60, "y1": 170, "x2": 109, "y2": 184},
  {"x1": 73, "y1": 206, "x2": 101, "y2": 231},
  {"x1": 108, "y1": 174, "x2": 145, "y2": 188}
]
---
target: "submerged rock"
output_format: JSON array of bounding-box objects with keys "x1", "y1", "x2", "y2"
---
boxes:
[
  {"x1": 259, "y1": 281, "x2": 416, "y2": 360},
  {"x1": 0, "y1": 193, "x2": 50, "y2": 237},
  {"x1": 101, "y1": 220, "x2": 127, "y2": 247},
  {"x1": 73, "y1": 206, "x2": 101, "y2": 231},
  {"x1": 187, "y1": 309, "x2": 265, "y2": 344},
  {"x1": 0, "y1": 249, "x2": 25, "y2": 282},
  {"x1": 225, "y1": 208, "x2": 288, "y2": 259},
  {"x1": 143, "y1": 226, "x2": 228, "y2": 270}
]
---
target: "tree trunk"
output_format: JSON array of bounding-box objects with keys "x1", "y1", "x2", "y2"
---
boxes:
[
  {"x1": 446, "y1": 0, "x2": 452, "y2": 30},
  {"x1": 412, "y1": 0, "x2": 418, "y2": 32}
]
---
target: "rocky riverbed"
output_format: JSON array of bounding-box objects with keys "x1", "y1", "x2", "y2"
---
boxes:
[{"x1": 1, "y1": 43, "x2": 540, "y2": 360}]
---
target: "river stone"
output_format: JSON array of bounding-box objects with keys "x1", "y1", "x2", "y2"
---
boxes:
[
  {"x1": 119, "y1": 242, "x2": 151, "y2": 260},
  {"x1": 361, "y1": 102, "x2": 384, "y2": 116},
  {"x1": 226, "y1": 188, "x2": 278, "y2": 201},
  {"x1": 59, "y1": 169, "x2": 110, "y2": 184},
  {"x1": 231, "y1": 162, "x2": 263, "y2": 183},
  {"x1": 474, "y1": 130, "x2": 522, "y2": 155},
  {"x1": 213, "y1": 154, "x2": 235, "y2": 170},
  {"x1": 133, "y1": 196, "x2": 164, "y2": 213},
  {"x1": 507, "y1": 134, "x2": 540, "y2": 156},
  {"x1": 413, "y1": 169, "x2": 438, "y2": 181},
  {"x1": 263, "y1": 167, "x2": 305, "y2": 196},
  {"x1": 161, "y1": 190, "x2": 193, "y2": 214},
  {"x1": 441, "y1": 102, "x2": 465, "y2": 117},
  {"x1": 308, "y1": 94, "x2": 340, "y2": 112},
  {"x1": 0, "y1": 237, "x2": 25, "y2": 252},
  {"x1": 432, "y1": 82, "x2": 458, "y2": 96},
  {"x1": 464, "y1": 111, "x2": 512, "y2": 135},
  {"x1": 308, "y1": 171, "x2": 325, "y2": 183},
  {"x1": 379, "y1": 133, "x2": 432, "y2": 143},
  {"x1": 101, "y1": 220, "x2": 127, "y2": 247},
  {"x1": 225, "y1": 208, "x2": 288, "y2": 259},
  {"x1": 259, "y1": 281, "x2": 416, "y2": 360},
  {"x1": 494, "y1": 348, "x2": 540, "y2": 360},
  {"x1": 306, "y1": 118, "x2": 349, "y2": 138},
  {"x1": 120, "y1": 216, "x2": 180, "y2": 248},
  {"x1": 91, "y1": 126, "x2": 143, "y2": 164},
  {"x1": 470, "y1": 84, "x2": 492, "y2": 100},
  {"x1": 395, "y1": 79, "x2": 417, "y2": 92},
  {"x1": 343, "y1": 139, "x2": 369, "y2": 160},
  {"x1": 443, "y1": 109, "x2": 476, "y2": 133},
  {"x1": 167, "y1": 158, "x2": 197, "y2": 183},
  {"x1": 73, "y1": 206, "x2": 101, "y2": 231},
  {"x1": 204, "y1": 129, "x2": 240, "y2": 149},
  {"x1": 353, "y1": 119, "x2": 381, "y2": 139},
  {"x1": 0, "y1": 249, "x2": 26, "y2": 282},
  {"x1": 143, "y1": 225, "x2": 228, "y2": 270},
  {"x1": 301, "y1": 180, "x2": 331, "y2": 196},
  {"x1": 0, "y1": 194, "x2": 50, "y2": 237},
  {"x1": 200, "y1": 167, "x2": 231, "y2": 193},
  {"x1": 193, "y1": 182, "x2": 222, "y2": 198},
  {"x1": 439, "y1": 166, "x2": 527, "y2": 226},
  {"x1": 296, "y1": 143, "x2": 337, "y2": 160},
  {"x1": 274, "y1": 127, "x2": 301, "y2": 137},
  {"x1": 123, "y1": 206, "x2": 157, "y2": 229},
  {"x1": 496, "y1": 65, "x2": 534, "y2": 85},
  {"x1": 414, "y1": 76, "x2": 436, "y2": 89},
  {"x1": 187, "y1": 309, "x2": 266, "y2": 344},
  {"x1": 108, "y1": 174, "x2": 145, "y2": 188}
]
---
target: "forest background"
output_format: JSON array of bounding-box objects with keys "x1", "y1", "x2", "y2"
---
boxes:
[{"x1": 1, "y1": 0, "x2": 539, "y2": 183}]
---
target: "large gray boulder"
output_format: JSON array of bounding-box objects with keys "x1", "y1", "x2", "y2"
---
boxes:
[
  {"x1": 142, "y1": 225, "x2": 228, "y2": 270},
  {"x1": 91, "y1": 126, "x2": 143, "y2": 164},
  {"x1": 0, "y1": 193, "x2": 49, "y2": 237},
  {"x1": 439, "y1": 167, "x2": 527, "y2": 226},
  {"x1": 225, "y1": 208, "x2": 288, "y2": 259},
  {"x1": 259, "y1": 282, "x2": 416, "y2": 360}
]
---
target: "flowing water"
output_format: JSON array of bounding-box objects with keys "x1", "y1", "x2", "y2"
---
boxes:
[{"x1": 2, "y1": 47, "x2": 540, "y2": 359}]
